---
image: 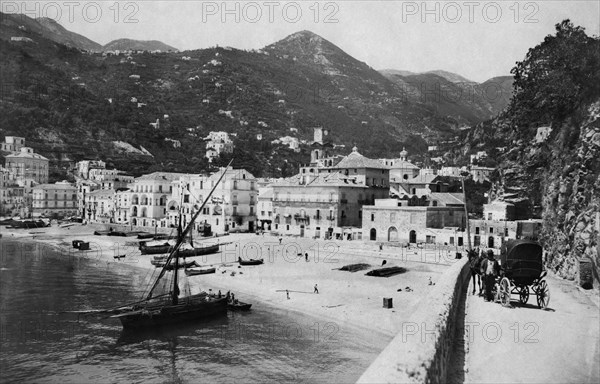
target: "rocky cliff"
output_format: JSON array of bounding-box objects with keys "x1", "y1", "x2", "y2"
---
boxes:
[{"x1": 461, "y1": 21, "x2": 600, "y2": 286}]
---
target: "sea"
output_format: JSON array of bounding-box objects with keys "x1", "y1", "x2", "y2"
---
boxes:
[{"x1": 0, "y1": 239, "x2": 386, "y2": 383}]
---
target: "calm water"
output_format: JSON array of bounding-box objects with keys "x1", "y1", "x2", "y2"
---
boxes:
[{"x1": 0, "y1": 239, "x2": 384, "y2": 383}]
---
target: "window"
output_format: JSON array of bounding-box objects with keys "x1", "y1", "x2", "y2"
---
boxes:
[
  {"x1": 359, "y1": 210, "x2": 362, "y2": 219},
  {"x1": 504, "y1": 228, "x2": 509, "y2": 237},
  {"x1": 475, "y1": 227, "x2": 480, "y2": 235},
  {"x1": 488, "y1": 213, "x2": 493, "y2": 220},
  {"x1": 341, "y1": 211, "x2": 346, "y2": 218},
  {"x1": 390, "y1": 212, "x2": 396, "y2": 222},
  {"x1": 286, "y1": 225, "x2": 290, "y2": 231},
  {"x1": 261, "y1": 211, "x2": 265, "y2": 216},
  {"x1": 489, "y1": 227, "x2": 494, "y2": 234},
  {"x1": 371, "y1": 213, "x2": 375, "y2": 221},
  {"x1": 233, "y1": 206, "x2": 237, "y2": 215}
]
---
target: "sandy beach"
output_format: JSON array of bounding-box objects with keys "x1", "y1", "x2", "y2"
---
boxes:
[{"x1": 1, "y1": 224, "x2": 461, "y2": 339}]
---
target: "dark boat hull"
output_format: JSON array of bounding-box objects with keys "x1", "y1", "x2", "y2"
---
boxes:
[
  {"x1": 116, "y1": 297, "x2": 228, "y2": 329},
  {"x1": 151, "y1": 260, "x2": 198, "y2": 270},
  {"x1": 141, "y1": 244, "x2": 219, "y2": 256},
  {"x1": 238, "y1": 257, "x2": 264, "y2": 266},
  {"x1": 228, "y1": 302, "x2": 252, "y2": 311},
  {"x1": 184, "y1": 267, "x2": 216, "y2": 276}
]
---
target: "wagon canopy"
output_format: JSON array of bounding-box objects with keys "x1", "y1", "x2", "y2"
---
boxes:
[{"x1": 500, "y1": 239, "x2": 544, "y2": 285}]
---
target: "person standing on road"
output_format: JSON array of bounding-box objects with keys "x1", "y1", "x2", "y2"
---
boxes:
[
  {"x1": 286, "y1": 290, "x2": 290, "y2": 299},
  {"x1": 481, "y1": 250, "x2": 500, "y2": 302},
  {"x1": 314, "y1": 284, "x2": 319, "y2": 294}
]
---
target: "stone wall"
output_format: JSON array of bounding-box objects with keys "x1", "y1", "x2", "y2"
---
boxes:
[{"x1": 357, "y1": 257, "x2": 470, "y2": 383}]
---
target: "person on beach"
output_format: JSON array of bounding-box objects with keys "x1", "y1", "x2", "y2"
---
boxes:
[
  {"x1": 314, "y1": 284, "x2": 319, "y2": 294},
  {"x1": 305, "y1": 252, "x2": 308, "y2": 262},
  {"x1": 286, "y1": 290, "x2": 290, "y2": 299}
]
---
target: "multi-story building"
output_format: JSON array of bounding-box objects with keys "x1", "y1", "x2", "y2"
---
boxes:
[
  {"x1": 0, "y1": 166, "x2": 23, "y2": 216},
  {"x1": 76, "y1": 179, "x2": 100, "y2": 219},
  {"x1": 5, "y1": 147, "x2": 49, "y2": 185},
  {"x1": 205, "y1": 131, "x2": 234, "y2": 162},
  {"x1": 32, "y1": 181, "x2": 77, "y2": 218},
  {"x1": 257, "y1": 187, "x2": 274, "y2": 230},
  {"x1": 75, "y1": 160, "x2": 106, "y2": 179},
  {"x1": 1, "y1": 136, "x2": 25, "y2": 153},
  {"x1": 272, "y1": 172, "x2": 371, "y2": 239},
  {"x1": 270, "y1": 147, "x2": 391, "y2": 239},
  {"x1": 127, "y1": 172, "x2": 185, "y2": 228},
  {"x1": 362, "y1": 193, "x2": 466, "y2": 244},
  {"x1": 86, "y1": 189, "x2": 116, "y2": 223},
  {"x1": 169, "y1": 168, "x2": 258, "y2": 234}
]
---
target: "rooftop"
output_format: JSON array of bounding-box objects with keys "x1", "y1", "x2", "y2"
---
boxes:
[{"x1": 329, "y1": 147, "x2": 390, "y2": 170}]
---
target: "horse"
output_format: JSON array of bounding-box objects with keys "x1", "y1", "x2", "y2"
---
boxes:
[{"x1": 468, "y1": 249, "x2": 483, "y2": 295}]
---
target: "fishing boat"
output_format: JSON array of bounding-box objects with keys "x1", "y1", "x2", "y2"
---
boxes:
[
  {"x1": 140, "y1": 240, "x2": 220, "y2": 257},
  {"x1": 184, "y1": 265, "x2": 216, "y2": 276},
  {"x1": 238, "y1": 257, "x2": 264, "y2": 266},
  {"x1": 150, "y1": 259, "x2": 199, "y2": 270},
  {"x1": 228, "y1": 300, "x2": 252, "y2": 311},
  {"x1": 110, "y1": 163, "x2": 233, "y2": 329}
]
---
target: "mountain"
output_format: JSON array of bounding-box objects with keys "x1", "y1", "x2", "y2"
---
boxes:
[
  {"x1": 381, "y1": 70, "x2": 514, "y2": 123},
  {"x1": 0, "y1": 23, "x2": 507, "y2": 179},
  {"x1": 0, "y1": 12, "x2": 102, "y2": 51},
  {"x1": 424, "y1": 70, "x2": 474, "y2": 84},
  {"x1": 103, "y1": 39, "x2": 178, "y2": 52},
  {"x1": 379, "y1": 69, "x2": 418, "y2": 77}
]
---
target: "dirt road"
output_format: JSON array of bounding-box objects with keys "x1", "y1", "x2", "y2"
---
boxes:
[{"x1": 463, "y1": 274, "x2": 599, "y2": 383}]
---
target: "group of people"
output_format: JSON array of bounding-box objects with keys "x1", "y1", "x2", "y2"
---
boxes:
[{"x1": 469, "y1": 248, "x2": 501, "y2": 302}]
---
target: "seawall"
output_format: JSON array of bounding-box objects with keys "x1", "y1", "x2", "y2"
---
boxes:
[{"x1": 357, "y1": 257, "x2": 470, "y2": 384}]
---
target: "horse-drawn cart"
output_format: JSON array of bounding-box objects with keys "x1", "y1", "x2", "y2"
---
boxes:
[{"x1": 494, "y1": 239, "x2": 550, "y2": 309}]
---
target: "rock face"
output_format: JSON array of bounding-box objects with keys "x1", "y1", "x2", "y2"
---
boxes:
[
  {"x1": 473, "y1": 102, "x2": 600, "y2": 286},
  {"x1": 540, "y1": 102, "x2": 600, "y2": 284}
]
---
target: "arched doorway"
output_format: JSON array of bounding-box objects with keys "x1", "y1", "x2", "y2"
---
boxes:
[
  {"x1": 388, "y1": 227, "x2": 398, "y2": 242},
  {"x1": 488, "y1": 236, "x2": 495, "y2": 248},
  {"x1": 370, "y1": 228, "x2": 377, "y2": 241},
  {"x1": 409, "y1": 230, "x2": 417, "y2": 243}
]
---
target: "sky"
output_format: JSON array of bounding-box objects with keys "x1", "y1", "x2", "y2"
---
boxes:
[{"x1": 4, "y1": 0, "x2": 600, "y2": 82}]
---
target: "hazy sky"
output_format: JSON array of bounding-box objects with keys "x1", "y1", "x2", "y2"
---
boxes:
[{"x1": 5, "y1": 1, "x2": 599, "y2": 82}]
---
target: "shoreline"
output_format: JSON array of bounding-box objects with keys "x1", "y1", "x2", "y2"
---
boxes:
[{"x1": 1, "y1": 224, "x2": 456, "y2": 342}]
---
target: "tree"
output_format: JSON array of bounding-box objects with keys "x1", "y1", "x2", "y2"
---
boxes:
[{"x1": 509, "y1": 20, "x2": 600, "y2": 130}]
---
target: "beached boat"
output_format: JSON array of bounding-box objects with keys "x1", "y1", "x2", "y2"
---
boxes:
[
  {"x1": 238, "y1": 257, "x2": 264, "y2": 266},
  {"x1": 150, "y1": 259, "x2": 199, "y2": 270},
  {"x1": 9, "y1": 219, "x2": 48, "y2": 229},
  {"x1": 140, "y1": 241, "x2": 219, "y2": 256},
  {"x1": 184, "y1": 266, "x2": 216, "y2": 276},
  {"x1": 109, "y1": 163, "x2": 232, "y2": 329}
]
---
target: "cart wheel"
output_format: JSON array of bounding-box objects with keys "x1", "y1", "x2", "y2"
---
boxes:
[
  {"x1": 519, "y1": 286, "x2": 529, "y2": 305},
  {"x1": 499, "y1": 278, "x2": 511, "y2": 307},
  {"x1": 536, "y1": 280, "x2": 550, "y2": 309}
]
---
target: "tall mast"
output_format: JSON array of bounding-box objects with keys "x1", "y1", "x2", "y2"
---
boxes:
[{"x1": 146, "y1": 161, "x2": 233, "y2": 301}]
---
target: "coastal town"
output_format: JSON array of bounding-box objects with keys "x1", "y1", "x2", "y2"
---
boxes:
[
  {"x1": 1, "y1": 3, "x2": 599, "y2": 383},
  {"x1": 0, "y1": 129, "x2": 543, "y2": 251}
]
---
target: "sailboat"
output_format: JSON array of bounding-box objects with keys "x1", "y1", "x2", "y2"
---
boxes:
[{"x1": 111, "y1": 164, "x2": 232, "y2": 329}]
